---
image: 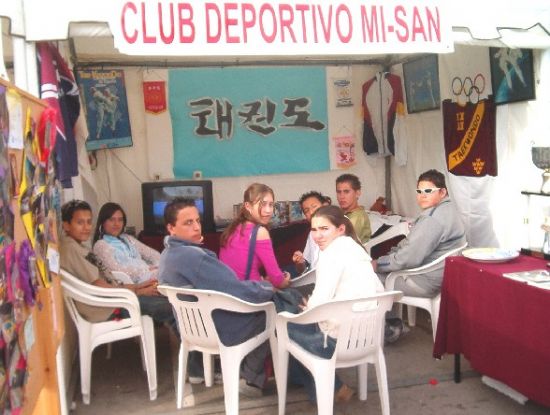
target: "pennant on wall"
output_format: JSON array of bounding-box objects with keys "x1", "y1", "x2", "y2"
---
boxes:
[
  {"x1": 143, "y1": 81, "x2": 167, "y2": 114},
  {"x1": 442, "y1": 97, "x2": 497, "y2": 177},
  {"x1": 332, "y1": 134, "x2": 356, "y2": 168}
]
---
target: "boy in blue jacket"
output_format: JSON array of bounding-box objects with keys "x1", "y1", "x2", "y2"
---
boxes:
[{"x1": 158, "y1": 197, "x2": 274, "y2": 392}]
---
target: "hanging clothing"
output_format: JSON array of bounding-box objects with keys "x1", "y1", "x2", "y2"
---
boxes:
[
  {"x1": 361, "y1": 72, "x2": 406, "y2": 166},
  {"x1": 37, "y1": 42, "x2": 80, "y2": 188},
  {"x1": 442, "y1": 97, "x2": 497, "y2": 177}
]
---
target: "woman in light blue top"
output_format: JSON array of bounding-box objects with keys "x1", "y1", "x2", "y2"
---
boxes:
[{"x1": 93, "y1": 202, "x2": 160, "y2": 284}]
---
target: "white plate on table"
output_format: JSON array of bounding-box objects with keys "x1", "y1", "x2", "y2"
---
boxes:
[{"x1": 462, "y1": 248, "x2": 519, "y2": 263}]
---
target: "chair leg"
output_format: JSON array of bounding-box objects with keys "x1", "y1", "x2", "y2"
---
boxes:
[
  {"x1": 357, "y1": 363, "x2": 368, "y2": 401},
  {"x1": 141, "y1": 317, "x2": 157, "y2": 400},
  {"x1": 177, "y1": 344, "x2": 189, "y2": 409},
  {"x1": 276, "y1": 348, "x2": 289, "y2": 415},
  {"x1": 395, "y1": 303, "x2": 403, "y2": 320},
  {"x1": 79, "y1": 340, "x2": 92, "y2": 405},
  {"x1": 431, "y1": 298, "x2": 441, "y2": 342},
  {"x1": 204, "y1": 353, "x2": 214, "y2": 387},
  {"x1": 374, "y1": 352, "x2": 390, "y2": 415},
  {"x1": 407, "y1": 305, "x2": 417, "y2": 326},
  {"x1": 219, "y1": 350, "x2": 242, "y2": 415},
  {"x1": 312, "y1": 365, "x2": 335, "y2": 415}
]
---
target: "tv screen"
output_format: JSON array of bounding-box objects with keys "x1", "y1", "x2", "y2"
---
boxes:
[{"x1": 142, "y1": 180, "x2": 215, "y2": 234}]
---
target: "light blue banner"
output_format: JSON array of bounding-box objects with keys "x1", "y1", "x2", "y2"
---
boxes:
[{"x1": 169, "y1": 67, "x2": 328, "y2": 178}]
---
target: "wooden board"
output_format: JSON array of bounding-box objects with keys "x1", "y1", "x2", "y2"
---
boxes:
[{"x1": 0, "y1": 78, "x2": 64, "y2": 415}]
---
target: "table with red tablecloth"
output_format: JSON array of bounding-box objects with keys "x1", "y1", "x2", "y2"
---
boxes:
[{"x1": 433, "y1": 255, "x2": 550, "y2": 407}]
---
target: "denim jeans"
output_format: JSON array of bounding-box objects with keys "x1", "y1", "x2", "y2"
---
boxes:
[{"x1": 287, "y1": 323, "x2": 342, "y2": 402}]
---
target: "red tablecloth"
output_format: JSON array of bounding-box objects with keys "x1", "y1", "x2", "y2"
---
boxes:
[{"x1": 433, "y1": 255, "x2": 550, "y2": 407}]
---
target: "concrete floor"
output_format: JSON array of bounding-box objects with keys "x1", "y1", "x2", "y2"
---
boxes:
[{"x1": 70, "y1": 311, "x2": 548, "y2": 414}]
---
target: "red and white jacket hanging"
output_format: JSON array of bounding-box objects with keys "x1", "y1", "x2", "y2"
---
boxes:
[{"x1": 361, "y1": 72, "x2": 406, "y2": 166}]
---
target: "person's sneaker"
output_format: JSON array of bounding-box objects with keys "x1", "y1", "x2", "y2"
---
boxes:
[
  {"x1": 384, "y1": 317, "x2": 404, "y2": 345},
  {"x1": 213, "y1": 372, "x2": 223, "y2": 385},
  {"x1": 335, "y1": 384, "x2": 355, "y2": 403},
  {"x1": 188, "y1": 372, "x2": 223, "y2": 385},
  {"x1": 188, "y1": 375, "x2": 204, "y2": 385},
  {"x1": 239, "y1": 379, "x2": 263, "y2": 398}
]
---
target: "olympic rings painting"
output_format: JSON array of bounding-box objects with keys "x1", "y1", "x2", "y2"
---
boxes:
[
  {"x1": 403, "y1": 54, "x2": 441, "y2": 114},
  {"x1": 451, "y1": 74, "x2": 486, "y2": 104},
  {"x1": 489, "y1": 48, "x2": 535, "y2": 105}
]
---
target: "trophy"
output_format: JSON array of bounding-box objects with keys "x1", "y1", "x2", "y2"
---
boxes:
[{"x1": 532, "y1": 147, "x2": 550, "y2": 194}]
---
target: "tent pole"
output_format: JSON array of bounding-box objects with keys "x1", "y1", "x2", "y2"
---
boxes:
[
  {"x1": 385, "y1": 156, "x2": 392, "y2": 211},
  {"x1": 0, "y1": 20, "x2": 9, "y2": 82},
  {"x1": 12, "y1": 37, "x2": 27, "y2": 91}
]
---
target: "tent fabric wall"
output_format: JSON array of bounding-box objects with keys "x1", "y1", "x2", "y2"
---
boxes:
[{"x1": 83, "y1": 45, "x2": 548, "y2": 251}]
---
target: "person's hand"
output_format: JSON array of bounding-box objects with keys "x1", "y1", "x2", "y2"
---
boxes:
[
  {"x1": 134, "y1": 279, "x2": 160, "y2": 296},
  {"x1": 279, "y1": 272, "x2": 291, "y2": 289},
  {"x1": 292, "y1": 251, "x2": 305, "y2": 265},
  {"x1": 298, "y1": 295, "x2": 309, "y2": 311},
  {"x1": 371, "y1": 259, "x2": 377, "y2": 272}
]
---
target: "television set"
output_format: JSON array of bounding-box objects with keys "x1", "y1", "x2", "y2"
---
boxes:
[{"x1": 141, "y1": 180, "x2": 215, "y2": 235}]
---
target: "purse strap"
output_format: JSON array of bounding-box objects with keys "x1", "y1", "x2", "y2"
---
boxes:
[{"x1": 245, "y1": 224, "x2": 260, "y2": 281}]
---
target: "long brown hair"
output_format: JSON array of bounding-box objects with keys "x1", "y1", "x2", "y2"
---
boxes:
[
  {"x1": 312, "y1": 205, "x2": 365, "y2": 250},
  {"x1": 220, "y1": 183, "x2": 274, "y2": 247}
]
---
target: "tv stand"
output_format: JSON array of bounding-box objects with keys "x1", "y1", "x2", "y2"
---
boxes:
[{"x1": 138, "y1": 220, "x2": 310, "y2": 266}]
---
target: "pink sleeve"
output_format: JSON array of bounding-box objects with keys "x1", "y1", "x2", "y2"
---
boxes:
[{"x1": 255, "y1": 239, "x2": 284, "y2": 287}]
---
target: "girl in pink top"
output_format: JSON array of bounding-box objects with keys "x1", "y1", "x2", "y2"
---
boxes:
[{"x1": 219, "y1": 183, "x2": 291, "y2": 289}]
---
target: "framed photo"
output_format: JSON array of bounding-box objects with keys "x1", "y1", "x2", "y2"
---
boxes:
[
  {"x1": 403, "y1": 54, "x2": 441, "y2": 114},
  {"x1": 490, "y1": 48, "x2": 535, "y2": 105},
  {"x1": 77, "y1": 69, "x2": 133, "y2": 151}
]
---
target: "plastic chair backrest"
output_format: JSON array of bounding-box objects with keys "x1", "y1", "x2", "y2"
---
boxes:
[
  {"x1": 364, "y1": 221, "x2": 410, "y2": 257},
  {"x1": 158, "y1": 285, "x2": 275, "y2": 350},
  {"x1": 291, "y1": 268, "x2": 316, "y2": 287},
  {"x1": 59, "y1": 269, "x2": 141, "y2": 326},
  {"x1": 397, "y1": 242, "x2": 468, "y2": 275},
  {"x1": 334, "y1": 295, "x2": 395, "y2": 363}
]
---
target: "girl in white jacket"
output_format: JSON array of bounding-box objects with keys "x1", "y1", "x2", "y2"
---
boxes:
[{"x1": 288, "y1": 205, "x2": 384, "y2": 403}]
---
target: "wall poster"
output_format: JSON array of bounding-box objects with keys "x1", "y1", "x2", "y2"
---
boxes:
[
  {"x1": 403, "y1": 54, "x2": 441, "y2": 113},
  {"x1": 489, "y1": 48, "x2": 535, "y2": 105},
  {"x1": 77, "y1": 69, "x2": 133, "y2": 151}
]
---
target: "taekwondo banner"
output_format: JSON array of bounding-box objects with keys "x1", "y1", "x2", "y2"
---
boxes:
[
  {"x1": 442, "y1": 97, "x2": 497, "y2": 177},
  {"x1": 169, "y1": 66, "x2": 329, "y2": 178}
]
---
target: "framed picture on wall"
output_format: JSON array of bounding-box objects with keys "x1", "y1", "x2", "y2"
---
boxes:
[
  {"x1": 489, "y1": 48, "x2": 535, "y2": 105},
  {"x1": 77, "y1": 69, "x2": 133, "y2": 151},
  {"x1": 402, "y1": 54, "x2": 441, "y2": 114}
]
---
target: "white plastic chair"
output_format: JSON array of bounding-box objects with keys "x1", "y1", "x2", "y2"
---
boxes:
[
  {"x1": 59, "y1": 269, "x2": 157, "y2": 404},
  {"x1": 384, "y1": 243, "x2": 467, "y2": 341},
  {"x1": 276, "y1": 291, "x2": 403, "y2": 415},
  {"x1": 291, "y1": 268, "x2": 316, "y2": 287},
  {"x1": 364, "y1": 222, "x2": 410, "y2": 257},
  {"x1": 157, "y1": 285, "x2": 278, "y2": 414}
]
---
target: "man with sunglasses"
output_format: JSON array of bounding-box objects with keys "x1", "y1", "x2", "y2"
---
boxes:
[{"x1": 373, "y1": 169, "x2": 466, "y2": 299}]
